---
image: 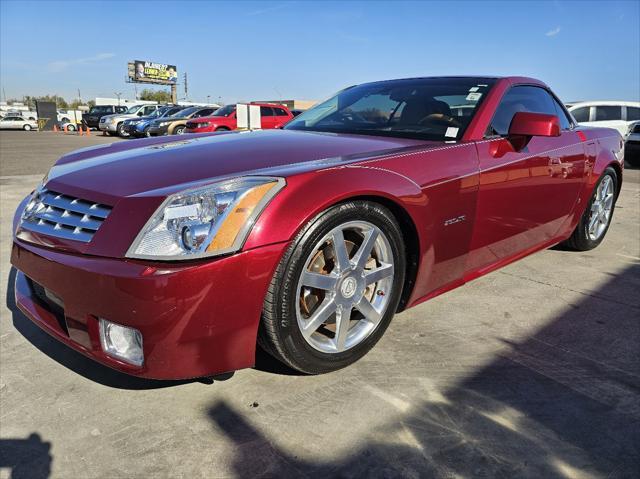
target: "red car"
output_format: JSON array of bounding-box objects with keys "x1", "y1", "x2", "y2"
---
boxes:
[
  {"x1": 184, "y1": 103, "x2": 293, "y2": 133},
  {"x1": 11, "y1": 76, "x2": 624, "y2": 379}
]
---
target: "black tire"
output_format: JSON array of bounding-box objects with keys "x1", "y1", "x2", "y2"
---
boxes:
[
  {"x1": 116, "y1": 123, "x2": 129, "y2": 137},
  {"x1": 215, "y1": 127, "x2": 230, "y2": 132},
  {"x1": 23, "y1": 124, "x2": 32, "y2": 131},
  {"x1": 174, "y1": 125, "x2": 186, "y2": 135},
  {"x1": 258, "y1": 200, "x2": 406, "y2": 374},
  {"x1": 562, "y1": 166, "x2": 618, "y2": 251}
]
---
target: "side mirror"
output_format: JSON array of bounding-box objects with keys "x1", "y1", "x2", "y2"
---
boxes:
[
  {"x1": 137, "y1": 111, "x2": 144, "y2": 116},
  {"x1": 508, "y1": 112, "x2": 560, "y2": 151}
]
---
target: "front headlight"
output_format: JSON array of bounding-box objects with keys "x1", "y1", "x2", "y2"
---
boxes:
[
  {"x1": 126, "y1": 176, "x2": 285, "y2": 260},
  {"x1": 159, "y1": 121, "x2": 171, "y2": 127}
]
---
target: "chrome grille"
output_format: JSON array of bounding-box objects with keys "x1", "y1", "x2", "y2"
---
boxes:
[{"x1": 20, "y1": 190, "x2": 112, "y2": 243}]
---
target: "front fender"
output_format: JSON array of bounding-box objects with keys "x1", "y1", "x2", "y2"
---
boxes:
[{"x1": 244, "y1": 165, "x2": 426, "y2": 251}]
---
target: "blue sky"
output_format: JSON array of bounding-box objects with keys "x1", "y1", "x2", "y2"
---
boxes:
[{"x1": 1, "y1": 0, "x2": 638, "y2": 104}]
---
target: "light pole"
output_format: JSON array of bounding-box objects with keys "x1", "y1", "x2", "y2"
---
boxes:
[
  {"x1": 114, "y1": 92, "x2": 122, "y2": 106},
  {"x1": 207, "y1": 95, "x2": 210, "y2": 105}
]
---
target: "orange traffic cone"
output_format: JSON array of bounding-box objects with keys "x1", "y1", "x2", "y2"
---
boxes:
[
  {"x1": 78, "y1": 126, "x2": 84, "y2": 136},
  {"x1": 85, "y1": 126, "x2": 90, "y2": 136},
  {"x1": 53, "y1": 124, "x2": 59, "y2": 132},
  {"x1": 63, "y1": 124, "x2": 68, "y2": 133}
]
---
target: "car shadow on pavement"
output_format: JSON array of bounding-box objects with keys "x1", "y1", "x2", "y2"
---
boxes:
[
  {"x1": 206, "y1": 263, "x2": 640, "y2": 478},
  {"x1": 0, "y1": 433, "x2": 51, "y2": 479},
  {"x1": 5, "y1": 267, "x2": 191, "y2": 390}
]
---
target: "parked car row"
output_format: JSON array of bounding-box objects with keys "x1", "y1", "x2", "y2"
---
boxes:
[{"x1": 101, "y1": 102, "x2": 295, "y2": 138}]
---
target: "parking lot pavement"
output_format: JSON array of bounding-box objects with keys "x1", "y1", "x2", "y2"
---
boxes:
[
  {"x1": 0, "y1": 131, "x2": 123, "y2": 177},
  {"x1": 1, "y1": 133, "x2": 639, "y2": 478}
]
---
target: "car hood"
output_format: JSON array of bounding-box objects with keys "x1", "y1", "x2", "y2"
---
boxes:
[{"x1": 45, "y1": 129, "x2": 430, "y2": 203}]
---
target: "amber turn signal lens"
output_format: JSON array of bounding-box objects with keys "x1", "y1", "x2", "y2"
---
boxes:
[{"x1": 207, "y1": 181, "x2": 278, "y2": 252}]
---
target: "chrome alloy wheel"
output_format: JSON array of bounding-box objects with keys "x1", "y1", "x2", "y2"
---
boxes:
[
  {"x1": 588, "y1": 175, "x2": 614, "y2": 241},
  {"x1": 295, "y1": 221, "x2": 395, "y2": 353}
]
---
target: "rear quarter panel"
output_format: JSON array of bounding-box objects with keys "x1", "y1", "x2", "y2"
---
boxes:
[{"x1": 561, "y1": 127, "x2": 624, "y2": 238}]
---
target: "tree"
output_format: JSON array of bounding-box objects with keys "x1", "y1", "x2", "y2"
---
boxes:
[
  {"x1": 139, "y1": 89, "x2": 172, "y2": 103},
  {"x1": 21, "y1": 94, "x2": 68, "y2": 109}
]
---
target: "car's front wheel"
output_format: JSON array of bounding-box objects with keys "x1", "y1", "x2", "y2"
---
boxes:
[
  {"x1": 258, "y1": 201, "x2": 406, "y2": 374},
  {"x1": 117, "y1": 123, "x2": 129, "y2": 137},
  {"x1": 174, "y1": 125, "x2": 186, "y2": 135},
  {"x1": 562, "y1": 166, "x2": 618, "y2": 251}
]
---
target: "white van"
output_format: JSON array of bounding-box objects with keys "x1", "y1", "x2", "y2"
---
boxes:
[{"x1": 568, "y1": 101, "x2": 640, "y2": 138}]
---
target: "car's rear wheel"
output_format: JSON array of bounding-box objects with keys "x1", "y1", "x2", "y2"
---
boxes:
[
  {"x1": 216, "y1": 127, "x2": 230, "y2": 132},
  {"x1": 562, "y1": 167, "x2": 618, "y2": 251},
  {"x1": 174, "y1": 125, "x2": 186, "y2": 135},
  {"x1": 258, "y1": 201, "x2": 406, "y2": 374},
  {"x1": 67, "y1": 124, "x2": 76, "y2": 131}
]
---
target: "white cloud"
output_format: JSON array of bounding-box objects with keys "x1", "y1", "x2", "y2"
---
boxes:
[
  {"x1": 47, "y1": 53, "x2": 116, "y2": 73},
  {"x1": 246, "y1": 2, "x2": 292, "y2": 16},
  {"x1": 545, "y1": 26, "x2": 561, "y2": 37}
]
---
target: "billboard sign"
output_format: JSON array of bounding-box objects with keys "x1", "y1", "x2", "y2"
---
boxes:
[{"x1": 128, "y1": 61, "x2": 177, "y2": 84}]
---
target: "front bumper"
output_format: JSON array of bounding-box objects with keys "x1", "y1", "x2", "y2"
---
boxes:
[
  {"x1": 11, "y1": 239, "x2": 287, "y2": 379},
  {"x1": 98, "y1": 122, "x2": 117, "y2": 132},
  {"x1": 147, "y1": 125, "x2": 169, "y2": 136}
]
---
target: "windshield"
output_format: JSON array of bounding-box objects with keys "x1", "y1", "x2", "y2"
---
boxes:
[
  {"x1": 161, "y1": 107, "x2": 184, "y2": 117},
  {"x1": 285, "y1": 77, "x2": 496, "y2": 141},
  {"x1": 147, "y1": 107, "x2": 168, "y2": 118},
  {"x1": 125, "y1": 105, "x2": 143, "y2": 114},
  {"x1": 170, "y1": 106, "x2": 199, "y2": 117},
  {"x1": 212, "y1": 105, "x2": 236, "y2": 117}
]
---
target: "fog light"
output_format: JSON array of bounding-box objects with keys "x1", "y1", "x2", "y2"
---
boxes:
[{"x1": 99, "y1": 319, "x2": 144, "y2": 366}]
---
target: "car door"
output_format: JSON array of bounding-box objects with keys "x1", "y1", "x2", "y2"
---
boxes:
[
  {"x1": 260, "y1": 106, "x2": 277, "y2": 129},
  {"x1": 468, "y1": 85, "x2": 587, "y2": 272},
  {"x1": 272, "y1": 107, "x2": 291, "y2": 128}
]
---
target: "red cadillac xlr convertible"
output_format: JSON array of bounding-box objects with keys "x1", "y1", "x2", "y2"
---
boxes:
[{"x1": 11, "y1": 76, "x2": 624, "y2": 379}]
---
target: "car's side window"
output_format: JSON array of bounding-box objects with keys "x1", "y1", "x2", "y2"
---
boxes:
[
  {"x1": 260, "y1": 107, "x2": 275, "y2": 117},
  {"x1": 274, "y1": 107, "x2": 288, "y2": 116},
  {"x1": 626, "y1": 107, "x2": 640, "y2": 121},
  {"x1": 488, "y1": 85, "x2": 556, "y2": 136},
  {"x1": 571, "y1": 107, "x2": 590, "y2": 123},
  {"x1": 551, "y1": 98, "x2": 572, "y2": 130},
  {"x1": 595, "y1": 106, "x2": 622, "y2": 121}
]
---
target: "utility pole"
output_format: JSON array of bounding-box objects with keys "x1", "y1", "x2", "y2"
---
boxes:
[
  {"x1": 77, "y1": 89, "x2": 81, "y2": 104},
  {"x1": 183, "y1": 72, "x2": 188, "y2": 101},
  {"x1": 206, "y1": 95, "x2": 210, "y2": 105},
  {"x1": 114, "y1": 92, "x2": 122, "y2": 106}
]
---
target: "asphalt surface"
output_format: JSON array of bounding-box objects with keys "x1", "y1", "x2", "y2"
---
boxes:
[{"x1": 1, "y1": 131, "x2": 639, "y2": 478}]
